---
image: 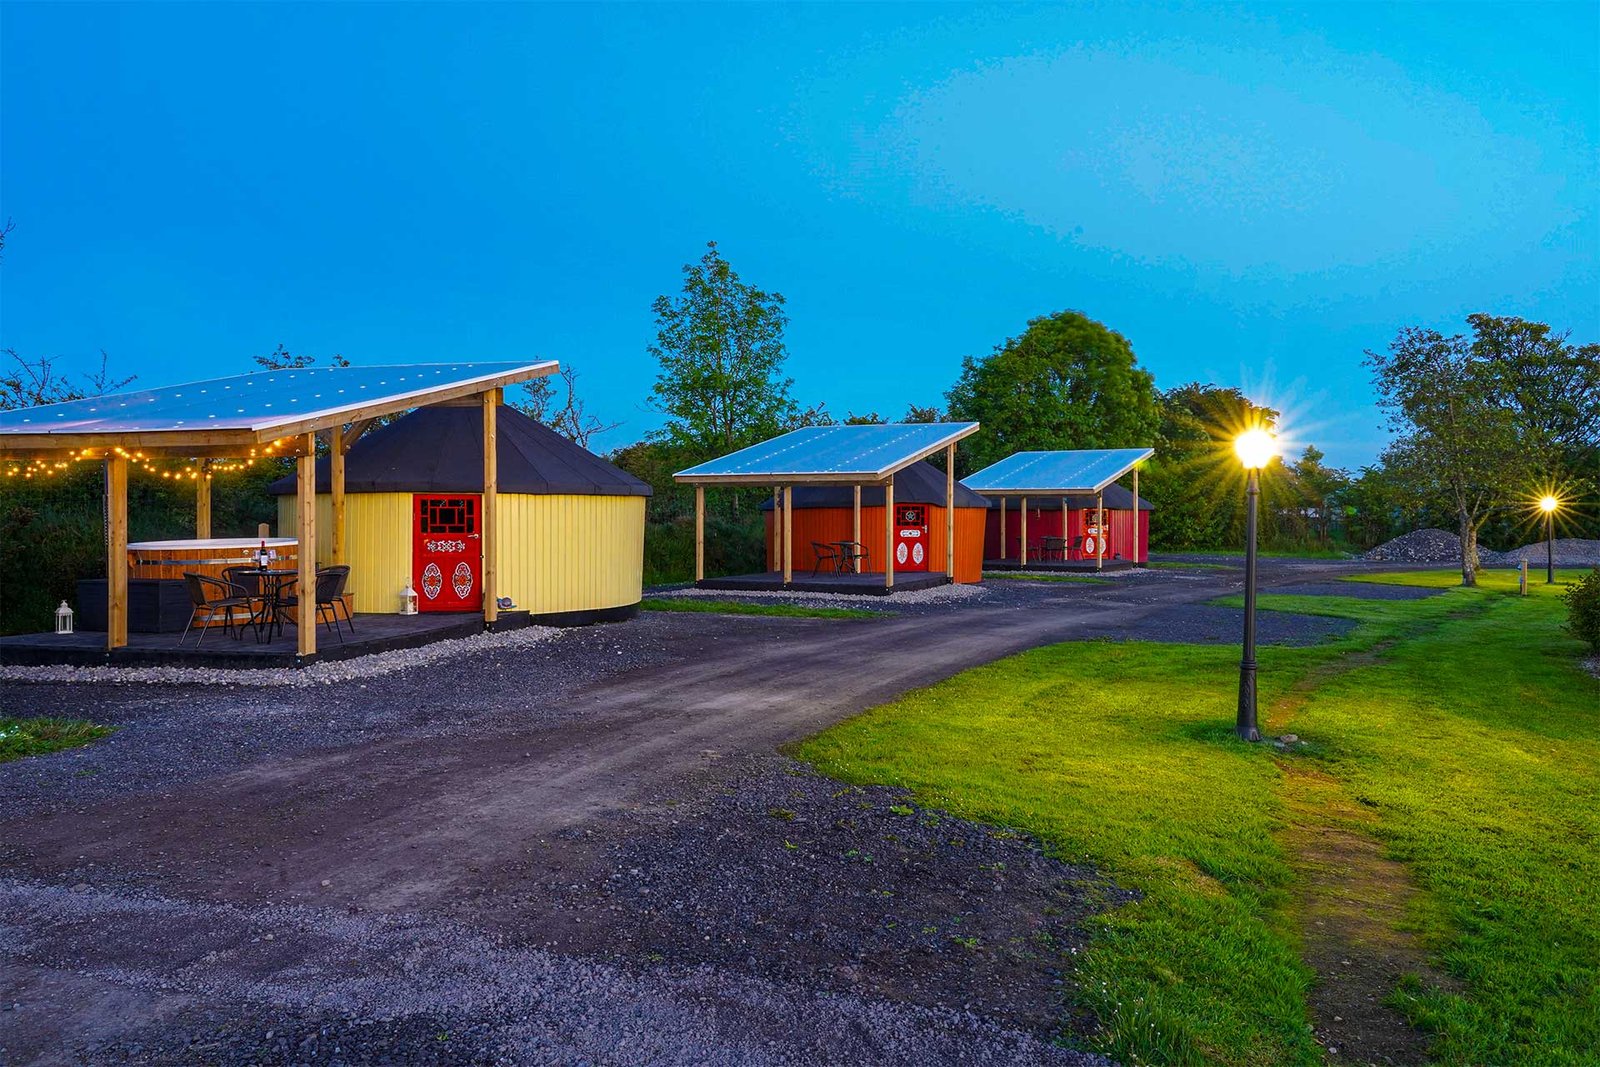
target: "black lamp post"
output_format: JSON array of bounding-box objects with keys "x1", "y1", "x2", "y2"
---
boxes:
[
  {"x1": 1234, "y1": 428, "x2": 1275, "y2": 742},
  {"x1": 1540, "y1": 495, "x2": 1558, "y2": 584}
]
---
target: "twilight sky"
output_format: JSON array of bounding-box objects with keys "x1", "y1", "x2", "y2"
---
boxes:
[{"x1": 2, "y1": 2, "x2": 1595, "y2": 468}]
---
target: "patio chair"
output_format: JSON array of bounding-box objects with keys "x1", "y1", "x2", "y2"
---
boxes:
[
  {"x1": 280, "y1": 565, "x2": 354, "y2": 642},
  {"x1": 179, "y1": 572, "x2": 258, "y2": 646},
  {"x1": 223, "y1": 565, "x2": 273, "y2": 635},
  {"x1": 840, "y1": 541, "x2": 869, "y2": 574},
  {"x1": 810, "y1": 541, "x2": 841, "y2": 576}
]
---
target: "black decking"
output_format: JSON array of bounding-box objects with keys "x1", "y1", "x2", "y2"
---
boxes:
[
  {"x1": 0, "y1": 611, "x2": 514, "y2": 669},
  {"x1": 984, "y1": 558, "x2": 1138, "y2": 573},
  {"x1": 697, "y1": 571, "x2": 951, "y2": 596}
]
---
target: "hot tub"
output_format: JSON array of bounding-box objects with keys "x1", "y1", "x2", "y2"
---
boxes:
[{"x1": 127, "y1": 537, "x2": 299, "y2": 581}]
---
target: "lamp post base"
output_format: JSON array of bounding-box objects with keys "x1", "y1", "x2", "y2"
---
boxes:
[{"x1": 1236, "y1": 660, "x2": 1260, "y2": 741}]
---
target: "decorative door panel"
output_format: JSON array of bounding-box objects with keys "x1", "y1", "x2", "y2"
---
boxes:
[{"x1": 413, "y1": 495, "x2": 482, "y2": 612}]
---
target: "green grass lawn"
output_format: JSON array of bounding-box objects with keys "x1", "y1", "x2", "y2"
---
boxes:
[
  {"x1": 798, "y1": 573, "x2": 1598, "y2": 1065},
  {"x1": 983, "y1": 571, "x2": 1114, "y2": 584},
  {"x1": 639, "y1": 597, "x2": 879, "y2": 620},
  {"x1": 0, "y1": 716, "x2": 113, "y2": 762}
]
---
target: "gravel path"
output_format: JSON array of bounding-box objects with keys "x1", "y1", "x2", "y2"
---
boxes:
[{"x1": 0, "y1": 559, "x2": 1405, "y2": 1066}]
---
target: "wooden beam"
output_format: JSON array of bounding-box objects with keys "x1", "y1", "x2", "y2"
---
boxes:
[
  {"x1": 694, "y1": 485, "x2": 705, "y2": 582},
  {"x1": 106, "y1": 455, "x2": 128, "y2": 650},
  {"x1": 1097, "y1": 491, "x2": 1104, "y2": 571},
  {"x1": 341, "y1": 418, "x2": 374, "y2": 452},
  {"x1": 884, "y1": 479, "x2": 895, "y2": 589},
  {"x1": 297, "y1": 433, "x2": 317, "y2": 658},
  {"x1": 945, "y1": 443, "x2": 955, "y2": 578},
  {"x1": 1060, "y1": 496, "x2": 1067, "y2": 561},
  {"x1": 852, "y1": 485, "x2": 861, "y2": 572},
  {"x1": 330, "y1": 430, "x2": 346, "y2": 566},
  {"x1": 482, "y1": 391, "x2": 498, "y2": 625},
  {"x1": 1000, "y1": 495, "x2": 1006, "y2": 560},
  {"x1": 195, "y1": 461, "x2": 212, "y2": 539},
  {"x1": 1132, "y1": 465, "x2": 1140, "y2": 565},
  {"x1": 1021, "y1": 497, "x2": 1028, "y2": 566},
  {"x1": 782, "y1": 485, "x2": 794, "y2": 585}
]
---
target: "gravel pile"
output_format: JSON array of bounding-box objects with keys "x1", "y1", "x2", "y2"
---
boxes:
[
  {"x1": 1495, "y1": 538, "x2": 1600, "y2": 567},
  {"x1": 1362, "y1": 529, "x2": 1510, "y2": 566},
  {"x1": 0, "y1": 625, "x2": 560, "y2": 688}
]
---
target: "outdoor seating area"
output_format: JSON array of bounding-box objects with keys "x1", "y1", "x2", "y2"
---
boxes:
[{"x1": 966, "y1": 448, "x2": 1154, "y2": 571}]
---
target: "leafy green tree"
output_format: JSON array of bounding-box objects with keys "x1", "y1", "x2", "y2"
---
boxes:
[
  {"x1": 1290, "y1": 445, "x2": 1348, "y2": 545},
  {"x1": 1367, "y1": 325, "x2": 1530, "y2": 585},
  {"x1": 945, "y1": 310, "x2": 1158, "y2": 473},
  {"x1": 648, "y1": 242, "x2": 794, "y2": 459}
]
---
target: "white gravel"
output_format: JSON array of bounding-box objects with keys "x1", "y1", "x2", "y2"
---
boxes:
[
  {"x1": 0, "y1": 625, "x2": 560, "y2": 688},
  {"x1": 657, "y1": 582, "x2": 991, "y2": 606}
]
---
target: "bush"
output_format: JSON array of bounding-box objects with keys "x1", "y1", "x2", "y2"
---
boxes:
[
  {"x1": 1562, "y1": 568, "x2": 1600, "y2": 653},
  {"x1": 643, "y1": 513, "x2": 766, "y2": 586}
]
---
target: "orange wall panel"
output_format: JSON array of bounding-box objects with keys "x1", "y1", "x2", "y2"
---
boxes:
[{"x1": 764, "y1": 506, "x2": 985, "y2": 583}]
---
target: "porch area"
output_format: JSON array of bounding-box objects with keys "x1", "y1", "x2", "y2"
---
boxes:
[{"x1": 696, "y1": 571, "x2": 952, "y2": 596}]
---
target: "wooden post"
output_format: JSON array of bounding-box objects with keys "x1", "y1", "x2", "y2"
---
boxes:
[
  {"x1": 195, "y1": 460, "x2": 212, "y2": 539},
  {"x1": 297, "y1": 433, "x2": 317, "y2": 657},
  {"x1": 1021, "y1": 496, "x2": 1028, "y2": 566},
  {"x1": 782, "y1": 485, "x2": 793, "y2": 585},
  {"x1": 884, "y1": 479, "x2": 895, "y2": 589},
  {"x1": 1060, "y1": 496, "x2": 1067, "y2": 562},
  {"x1": 694, "y1": 485, "x2": 705, "y2": 582},
  {"x1": 772, "y1": 487, "x2": 781, "y2": 573},
  {"x1": 852, "y1": 485, "x2": 862, "y2": 573},
  {"x1": 1132, "y1": 465, "x2": 1140, "y2": 565},
  {"x1": 106, "y1": 455, "x2": 128, "y2": 650},
  {"x1": 945, "y1": 443, "x2": 955, "y2": 579},
  {"x1": 1097, "y1": 490, "x2": 1105, "y2": 571},
  {"x1": 1000, "y1": 495, "x2": 1006, "y2": 560},
  {"x1": 482, "y1": 391, "x2": 498, "y2": 625},
  {"x1": 330, "y1": 430, "x2": 347, "y2": 566}
]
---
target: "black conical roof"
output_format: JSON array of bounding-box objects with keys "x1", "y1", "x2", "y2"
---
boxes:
[
  {"x1": 269, "y1": 405, "x2": 650, "y2": 497},
  {"x1": 758, "y1": 460, "x2": 989, "y2": 510}
]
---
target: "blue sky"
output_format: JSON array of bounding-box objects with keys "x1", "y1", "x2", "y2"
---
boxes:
[{"x1": 2, "y1": 2, "x2": 1595, "y2": 468}]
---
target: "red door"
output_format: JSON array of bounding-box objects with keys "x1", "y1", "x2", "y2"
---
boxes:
[
  {"x1": 1080, "y1": 507, "x2": 1105, "y2": 560},
  {"x1": 413, "y1": 495, "x2": 483, "y2": 612},
  {"x1": 894, "y1": 504, "x2": 929, "y2": 572}
]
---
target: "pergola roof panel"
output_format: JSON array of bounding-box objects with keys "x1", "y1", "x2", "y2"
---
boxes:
[
  {"x1": 963, "y1": 447, "x2": 1154, "y2": 495},
  {"x1": 674, "y1": 422, "x2": 979, "y2": 485},
  {"x1": 0, "y1": 361, "x2": 557, "y2": 451}
]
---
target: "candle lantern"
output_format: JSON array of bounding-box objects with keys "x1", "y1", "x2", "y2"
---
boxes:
[
  {"x1": 399, "y1": 583, "x2": 419, "y2": 616},
  {"x1": 55, "y1": 600, "x2": 75, "y2": 635}
]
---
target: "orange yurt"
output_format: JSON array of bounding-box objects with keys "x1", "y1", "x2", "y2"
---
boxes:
[{"x1": 759, "y1": 461, "x2": 989, "y2": 582}]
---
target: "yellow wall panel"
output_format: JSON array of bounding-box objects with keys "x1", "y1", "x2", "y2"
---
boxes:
[{"x1": 277, "y1": 492, "x2": 643, "y2": 616}]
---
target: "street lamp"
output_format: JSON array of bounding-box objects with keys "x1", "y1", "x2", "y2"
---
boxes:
[
  {"x1": 1234, "y1": 427, "x2": 1277, "y2": 742},
  {"x1": 1539, "y1": 495, "x2": 1559, "y2": 584}
]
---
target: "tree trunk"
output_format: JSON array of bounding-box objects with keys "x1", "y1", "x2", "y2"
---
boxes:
[{"x1": 1459, "y1": 510, "x2": 1478, "y2": 587}]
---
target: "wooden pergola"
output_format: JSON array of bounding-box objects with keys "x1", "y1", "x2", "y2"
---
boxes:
[
  {"x1": 674, "y1": 422, "x2": 980, "y2": 590},
  {"x1": 0, "y1": 361, "x2": 557, "y2": 657}
]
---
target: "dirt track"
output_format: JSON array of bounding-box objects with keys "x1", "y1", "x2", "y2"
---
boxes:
[{"x1": 0, "y1": 561, "x2": 1375, "y2": 1065}]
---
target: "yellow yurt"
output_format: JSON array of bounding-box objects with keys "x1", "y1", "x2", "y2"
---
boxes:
[{"x1": 271, "y1": 404, "x2": 648, "y2": 624}]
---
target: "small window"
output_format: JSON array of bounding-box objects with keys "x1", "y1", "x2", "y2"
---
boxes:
[{"x1": 420, "y1": 496, "x2": 476, "y2": 534}]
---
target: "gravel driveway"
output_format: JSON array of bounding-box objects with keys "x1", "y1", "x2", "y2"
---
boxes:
[{"x1": 0, "y1": 560, "x2": 1385, "y2": 1066}]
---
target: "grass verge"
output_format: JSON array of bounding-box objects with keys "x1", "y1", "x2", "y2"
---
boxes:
[
  {"x1": 639, "y1": 597, "x2": 878, "y2": 620},
  {"x1": 797, "y1": 572, "x2": 1598, "y2": 1065},
  {"x1": 0, "y1": 716, "x2": 113, "y2": 763}
]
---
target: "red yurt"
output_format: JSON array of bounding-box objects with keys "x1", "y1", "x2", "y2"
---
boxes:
[
  {"x1": 984, "y1": 483, "x2": 1150, "y2": 564},
  {"x1": 759, "y1": 460, "x2": 991, "y2": 582}
]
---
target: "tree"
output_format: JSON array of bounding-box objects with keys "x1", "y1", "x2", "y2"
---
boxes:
[
  {"x1": 647, "y1": 242, "x2": 794, "y2": 459},
  {"x1": 1, "y1": 349, "x2": 133, "y2": 410},
  {"x1": 945, "y1": 310, "x2": 1159, "y2": 473},
  {"x1": 1290, "y1": 446, "x2": 1348, "y2": 545},
  {"x1": 512, "y1": 365, "x2": 620, "y2": 448},
  {"x1": 1367, "y1": 325, "x2": 1530, "y2": 586},
  {"x1": 254, "y1": 344, "x2": 349, "y2": 370}
]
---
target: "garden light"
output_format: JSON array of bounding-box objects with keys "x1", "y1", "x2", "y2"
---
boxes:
[
  {"x1": 1540, "y1": 494, "x2": 1561, "y2": 584},
  {"x1": 1233, "y1": 425, "x2": 1275, "y2": 742}
]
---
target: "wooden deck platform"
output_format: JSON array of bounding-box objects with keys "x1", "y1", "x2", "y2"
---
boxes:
[
  {"x1": 0, "y1": 611, "x2": 522, "y2": 669},
  {"x1": 984, "y1": 558, "x2": 1138, "y2": 573},
  {"x1": 697, "y1": 571, "x2": 951, "y2": 596}
]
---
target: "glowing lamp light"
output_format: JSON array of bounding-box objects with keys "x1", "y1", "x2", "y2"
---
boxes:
[
  {"x1": 1539, "y1": 495, "x2": 1559, "y2": 514},
  {"x1": 1234, "y1": 428, "x2": 1277, "y2": 470}
]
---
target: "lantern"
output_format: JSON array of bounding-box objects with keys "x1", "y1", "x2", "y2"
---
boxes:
[
  {"x1": 400, "y1": 583, "x2": 419, "y2": 616},
  {"x1": 55, "y1": 601, "x2": 74, "y2": 635}
]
